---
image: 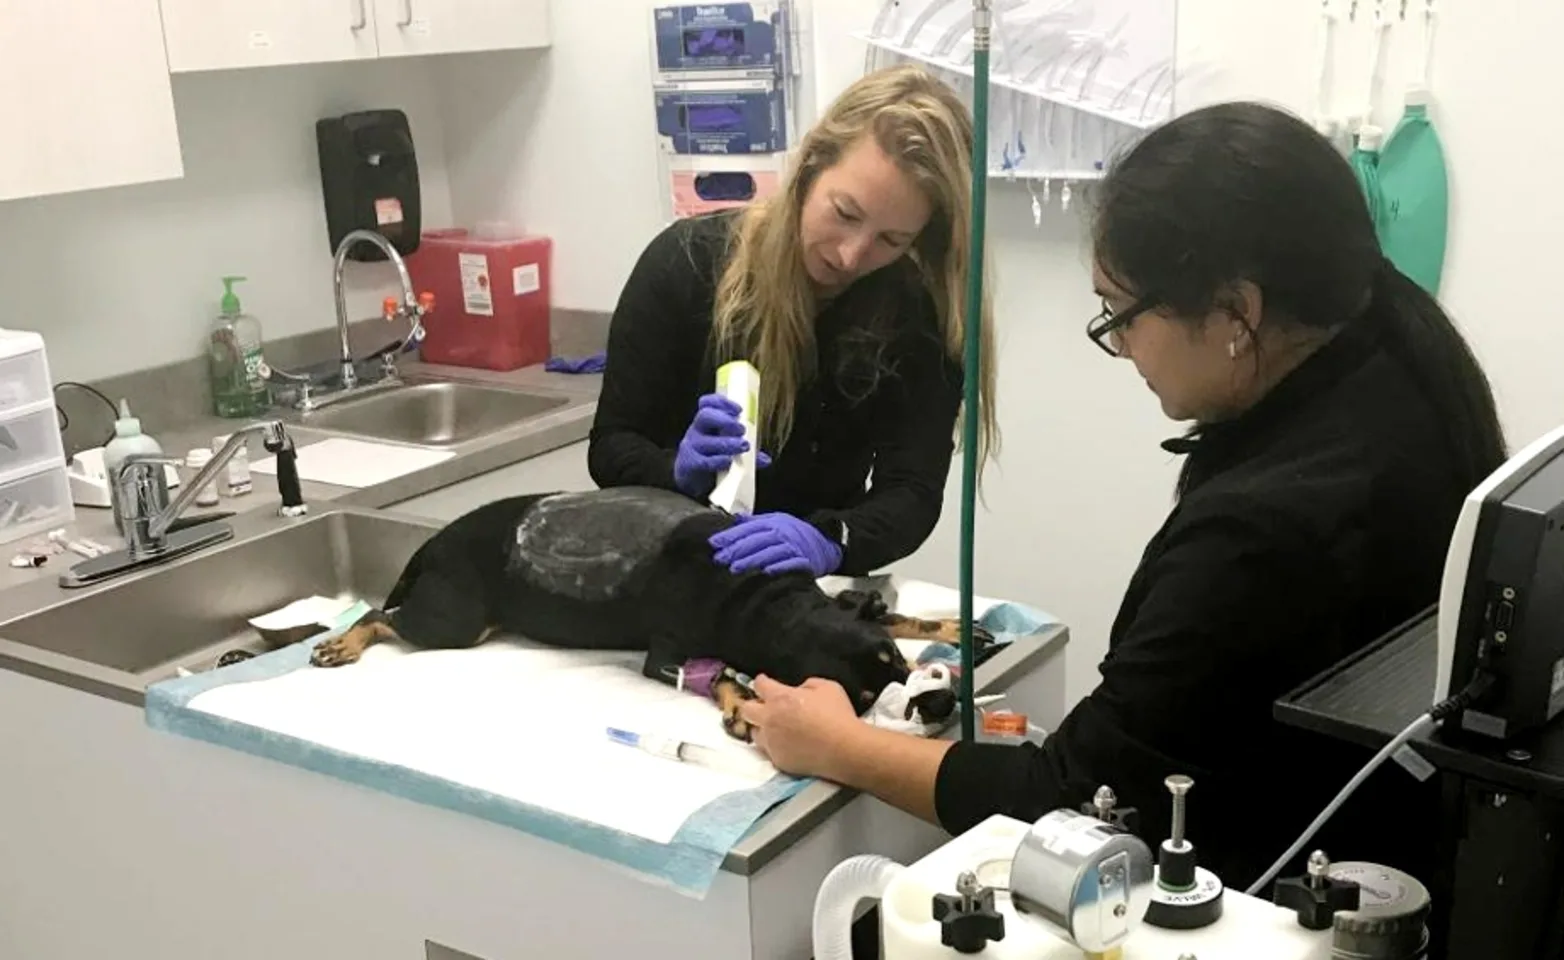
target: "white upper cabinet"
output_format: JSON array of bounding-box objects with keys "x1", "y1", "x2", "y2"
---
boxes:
[
  {"x1": 372, "y1": 0, "x2": 550, "y2": 58},
  {"x1": 0, "y1": 0, "x2": 184, "y2": 202},
  {"x1": 160, "y1": 0, "x2": 381, "y2": 73},
  {"x1": 159, "y1": 0, "x2": 552, "y2": 71}
]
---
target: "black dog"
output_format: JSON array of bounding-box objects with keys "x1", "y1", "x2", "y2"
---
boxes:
[{"x1": 309, "y1": 487, "x2": 985, "y2": 739}]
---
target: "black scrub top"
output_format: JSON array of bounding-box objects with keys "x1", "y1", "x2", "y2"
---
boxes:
[
  {"x1": 935, "y1": 318, "x2": 1471, "y2": 890},
  {"x1": 588, "y1": 211, "x2": 964, "y2": 576}
]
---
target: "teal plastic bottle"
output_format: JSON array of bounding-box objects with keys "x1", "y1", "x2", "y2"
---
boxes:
[{"x1": 207, "y1": 276, "x2": 269, "y2": 418}]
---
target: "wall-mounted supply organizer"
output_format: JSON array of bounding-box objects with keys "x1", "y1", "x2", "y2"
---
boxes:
[
  {"x1": 649, "y1": 1, "x2": 811, "y2": 221},
  {"x1": 856, "y1": 0, "x2": 1181, "y2": 217}
]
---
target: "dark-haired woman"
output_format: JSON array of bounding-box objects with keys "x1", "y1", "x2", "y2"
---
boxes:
[{"x1": 735, "y1": 100, "x2": 1507, "y2": 892}]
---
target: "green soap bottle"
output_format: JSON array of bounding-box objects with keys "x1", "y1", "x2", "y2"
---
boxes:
[{"x1": 208, "y1": 275, "x2": 269, "y2": 418}]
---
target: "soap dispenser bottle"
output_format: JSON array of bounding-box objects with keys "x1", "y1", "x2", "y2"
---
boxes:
[{"x1": 208, "y1": 275, "x2": 269, "y2": 418}]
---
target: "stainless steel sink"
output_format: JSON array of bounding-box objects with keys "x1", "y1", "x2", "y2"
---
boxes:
[
  {"x1": 295, "y1": 379, "x2": 568, "y2": 447},
  {"x1": 0, "y1": 509, "x2": 436, "y2": 681}
]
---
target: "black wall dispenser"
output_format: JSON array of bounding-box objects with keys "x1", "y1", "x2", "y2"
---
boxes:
[{"x1": 316, "y1": 108, "x2": 422, "y2": 262}]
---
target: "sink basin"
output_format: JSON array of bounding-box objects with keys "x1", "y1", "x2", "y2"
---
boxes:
[
  {"x1": 0, "y1": 510, "x2": 436, "y2": 680},
  {"x1": 296, "y1": 379, "x2": 568, "y2": 447}
]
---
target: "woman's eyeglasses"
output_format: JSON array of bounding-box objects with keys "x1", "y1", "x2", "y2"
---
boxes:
[{"x1": 1085, "y1": 297, "x2": 1157, "y2": 357}]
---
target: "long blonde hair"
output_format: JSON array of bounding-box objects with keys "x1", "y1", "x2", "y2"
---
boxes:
[{"x1": 708, "y1": 63, "x2": 1000, "y2": 472}]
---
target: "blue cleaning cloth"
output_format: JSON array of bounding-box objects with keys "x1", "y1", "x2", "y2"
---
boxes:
[{"x1": 545, "y1": 352, "x2": 607, "y2": 374}]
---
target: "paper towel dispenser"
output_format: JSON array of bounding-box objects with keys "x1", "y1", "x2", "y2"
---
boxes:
[{"x1": 316, "y1": 108, "x2": 422, "y2": 262}]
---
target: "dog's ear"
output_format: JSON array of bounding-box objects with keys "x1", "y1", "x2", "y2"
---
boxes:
[{"x1": 909, "y1": 688, "x2": 957, "y2": 724}]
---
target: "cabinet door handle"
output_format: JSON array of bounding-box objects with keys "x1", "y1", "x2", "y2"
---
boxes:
[
  {"x1": 350, "y1": 0, "x2": 367, "y2": 30},
  {"x1": 399, "y1": 0, "x2": 414, "y2": 26}
]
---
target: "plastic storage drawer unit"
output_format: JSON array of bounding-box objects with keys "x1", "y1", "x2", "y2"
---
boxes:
[{"x1": 0, "y1": 329, "x2": 73, "y2": 547}]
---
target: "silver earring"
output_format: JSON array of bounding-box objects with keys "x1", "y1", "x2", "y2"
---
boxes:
[{"x1": 1228, "y1": 340, "x2": 1238, "y2": 360}]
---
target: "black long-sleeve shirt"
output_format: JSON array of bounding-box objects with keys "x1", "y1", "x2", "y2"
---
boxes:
[
  {"x1": 936, "y1": 319, "x2": 1472, "y2": 891},
  {"x1": 588, "y1": 212, "x2": 963, "y2": 575}
]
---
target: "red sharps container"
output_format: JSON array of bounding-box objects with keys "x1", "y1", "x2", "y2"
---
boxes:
[{"x1": 407, "y1": 226, "x2": 553, "y2": 371}]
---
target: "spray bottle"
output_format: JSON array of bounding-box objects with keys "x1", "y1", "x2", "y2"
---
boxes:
[{"x1": 708, "y1": 360, "x2": 760, "y2": 515}]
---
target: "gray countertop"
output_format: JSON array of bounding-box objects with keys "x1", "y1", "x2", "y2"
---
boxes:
[
  {"x1": 0, "y1": 357, "x2": 1070, "y2": 879},
  {"x1": 0, "y1": 359, "x2": 601, "y2": 597},
  {"x1": 0, "y1": 358, "x2": 601, "y2": 697}
]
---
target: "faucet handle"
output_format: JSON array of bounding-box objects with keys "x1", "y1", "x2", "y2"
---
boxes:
[
  {"x1": 387, "y1": 293, "x2": 437, "y2": 320},
  {"x1": 382, "y1": 291, "x2": 435, "y2": 320},
  {"x1": 114, "y1": 455, "x2": 182, "y2": 504},
  {"x1": 113, "y1": 454, "x2": 180, "y2": 535},
  {"x1": 382, "y1": 291, "x2": 433, "y2": 353},
  {"x1": 114, "y1": 453, "x2": 183, "y2": 482}
]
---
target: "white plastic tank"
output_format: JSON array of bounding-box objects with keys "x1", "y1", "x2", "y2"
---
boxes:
[{"x1": 867, "y1": 814, "x2": 1334, "y2": 959}]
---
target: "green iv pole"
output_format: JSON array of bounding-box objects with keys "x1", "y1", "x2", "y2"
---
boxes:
[{"x1": 957, "y1": 0, "x2": 992, "y2": 743}]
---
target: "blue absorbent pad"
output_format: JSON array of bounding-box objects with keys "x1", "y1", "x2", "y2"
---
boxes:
[{"x1": 143, "y1": 597, "x2": 1056, "y2": 898}]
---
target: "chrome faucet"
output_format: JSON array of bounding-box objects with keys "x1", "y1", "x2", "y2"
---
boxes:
[
  {"x1": 61, "y1": 421, "x2": 308, "y2": 589},
  {"x1": 332, "y1": 229, "x2": 434, "y2": 392},
  {"x1": 263, "y1": 229, "x2": 434, "y2": 413}
]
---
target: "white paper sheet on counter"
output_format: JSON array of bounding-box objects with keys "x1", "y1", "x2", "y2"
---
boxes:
[
  {"x1": 184, "y1": 637, "x2": 776, "y2": 845},
  {"x1": 250, "y1": 437, "x2": 455, "y2": 489}
]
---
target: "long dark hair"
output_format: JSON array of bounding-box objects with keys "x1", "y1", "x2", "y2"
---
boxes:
[{"x1": 1091, "y1": 101, "x2": 1506, "y2": 494}]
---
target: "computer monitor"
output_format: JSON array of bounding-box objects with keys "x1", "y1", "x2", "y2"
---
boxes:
[{"x1": 1436, "y1": 423, "x2": 1564, "y2": 739}]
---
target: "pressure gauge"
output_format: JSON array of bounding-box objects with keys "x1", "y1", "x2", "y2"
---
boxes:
[{"x1": 1008, "y1": 808, "x2": 1155, "y2": 954}]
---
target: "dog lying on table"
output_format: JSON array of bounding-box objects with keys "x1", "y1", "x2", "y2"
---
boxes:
[{"x1": 308, "y1": 486, "x2": 988, "y2": 741}]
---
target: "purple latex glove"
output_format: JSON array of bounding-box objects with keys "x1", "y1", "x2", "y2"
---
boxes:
[
  {"x1": 673, "y1": 393, "x2": 770, "y2": 498},
  {"x1": 545, "y1": 352, "x2": 607, "y2": 374},
  {"x1": 709, "y1": 512, "x2": 842, "y2": 577}
]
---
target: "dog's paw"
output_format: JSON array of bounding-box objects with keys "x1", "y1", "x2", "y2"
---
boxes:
[
  {"x1": 935, "y1": 619, "x2": 996, "y2": 647},
  {"x1": 215, "y1": 649, "x2": 255, "y2": 668},
  {"x1": 712, "y1": 671, "x2": 759, "y2": 743},
  {"x1": 309, "y1": 635, "x2": 365, "y2": 668},
  {"x1": 722, "y1": 709, "x2": 755, "y2": 743}
]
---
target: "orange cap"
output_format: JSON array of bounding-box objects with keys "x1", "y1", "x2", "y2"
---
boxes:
[
  {"x1": 382, "y1": 296, "x2": 399, "y2": 319},
  {"x1": 981, "y1": 709, "x2": 1029, "y2": 737}
]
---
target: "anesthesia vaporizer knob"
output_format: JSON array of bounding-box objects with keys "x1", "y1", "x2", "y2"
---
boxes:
[
  {"x1": 1144, "y1": 774, "x2": 1225, "y2": 930},
  {"x1": 1274, "y1": 850, "x2": 1362, "y2": 931},
  {"x1": 931, "y1": 870, "x2": 1006, "y2": 954},
  {"x1": 1081, "y1": 784, "x2": 1141, "y2": 835}
]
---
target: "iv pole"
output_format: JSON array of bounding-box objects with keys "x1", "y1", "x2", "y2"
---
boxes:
[{"x1": 957, "y1": 0, "x2": 992, "y2": 742}]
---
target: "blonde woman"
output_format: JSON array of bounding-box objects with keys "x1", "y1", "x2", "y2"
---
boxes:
[{"x1": 589, "y1": 63, "x2": 998, "y2": 578}]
